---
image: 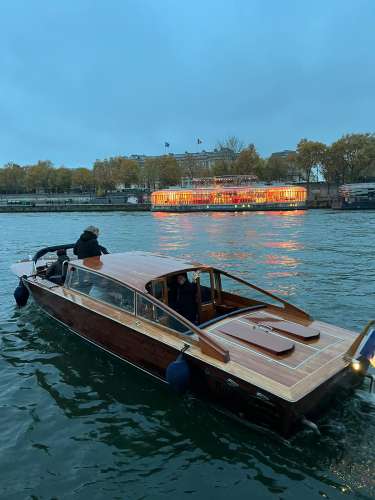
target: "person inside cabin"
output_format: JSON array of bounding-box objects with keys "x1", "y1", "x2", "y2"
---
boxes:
[
  {"x1": 173, "y1": 274, "x2": 198, "y2": 323},
  {"x1": 73, "y1": 225, "x2": 109, "y2": 259},
  {"x1": 46, "y1": 249, "x2": 70, "y2": 282}
]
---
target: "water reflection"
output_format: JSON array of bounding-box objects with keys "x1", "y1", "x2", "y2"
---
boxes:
[
  {"x1": 2, "y1": 308, "x2": 374, "y2": 498},
  {"x1": 207, "y1": 251, "x2": 253, "y2": 261},
  {"x1": 1, "y1": 210, "x2": 375, "y2": 498},
  {"x1": 264, "y1": 255, "x2": 299, "y2": 267},
  {"x1": 263, "y1": 241, "x2": 304, "y2": 250}
]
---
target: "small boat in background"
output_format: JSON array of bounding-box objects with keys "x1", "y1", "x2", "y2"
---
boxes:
[
  {"x1": 11, "y1": 247, "x2": 375, "y2": 436},
  {"x1": 332, "y1": 182, "x2": 375, "y2": 209}
]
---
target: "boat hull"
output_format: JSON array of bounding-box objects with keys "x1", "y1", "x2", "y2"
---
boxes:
[
  {"x1": 332, "y1": 199, "x2": 375, "y2": 209},
  {"x1": 26, "y1": 280, "x2": 361, "y2": 436}
]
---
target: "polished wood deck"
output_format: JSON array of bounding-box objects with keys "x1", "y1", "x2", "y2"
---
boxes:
[{"x1": 206, "y1": 309, "x2": 357, "y2": 402}]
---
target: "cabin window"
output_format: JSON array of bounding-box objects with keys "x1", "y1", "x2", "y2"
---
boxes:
[
  {"x1": 68, "y1": 267, "x2": 93, "y2": 295},
  {"x1": 152, "y1": 280, "x2": 166, "y2": 302},
  {"x1": 198, "y1": 270, "x2": 213, "y2": 304},
  {"x1": 136, "y1": 294, "x2": 192, "y2": 335},
  {"x1": 68, "y1": 268, "x2": 135, "y2": 313}
]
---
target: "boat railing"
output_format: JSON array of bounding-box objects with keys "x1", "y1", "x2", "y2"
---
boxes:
[
  {"x1": 134, "y1": 289, "x2": 230, "y2": 364},
  {"x1": 218, "y1": 269, "x2": 310, "y2": 319},
  {"x1": 344, "y1": 319, "x2": 375, "y2": 361},
  {"x1": 32, "y1": 244, "x2": 76, "y2": 274},
  {"x1": 32, "y1": 244, "x2": 75, "y2": 265}
]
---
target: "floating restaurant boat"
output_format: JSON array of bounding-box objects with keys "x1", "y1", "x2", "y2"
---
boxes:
[
  {"x1": 151, "y1": 185, "x2": 307, "y2": 212},
  {"x1": 11, "y1": 248, "x2": 375, "y2": 436}
]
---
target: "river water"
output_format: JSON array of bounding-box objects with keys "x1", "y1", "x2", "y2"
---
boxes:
[{"x1": 0, "y1": 210, "x2": 374, "y2": 499}]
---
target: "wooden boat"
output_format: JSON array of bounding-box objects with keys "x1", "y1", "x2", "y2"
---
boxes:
[{"x1": 11, "y1": 247, "x2": 375, "y2": 436}]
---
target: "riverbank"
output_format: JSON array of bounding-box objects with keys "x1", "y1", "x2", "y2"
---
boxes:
[
  {"x1": 0, "y1": 202, "x2": 322, "y2": 212},
  {"x1": 0, "y1": 203, "x2": 151, "y2": 213}
]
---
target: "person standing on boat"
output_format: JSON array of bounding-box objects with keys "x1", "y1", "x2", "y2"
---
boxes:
[
  {"x1": 174, "y1": 274, "x2": 198, "y2": 323},
  {"x1": 73, "y1": 226, "x2": 109, "y2": 259}
]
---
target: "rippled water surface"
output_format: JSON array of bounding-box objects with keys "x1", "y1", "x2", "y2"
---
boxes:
[{"x1": 1, "y1": 210, "x2": 374, "y2": 499}]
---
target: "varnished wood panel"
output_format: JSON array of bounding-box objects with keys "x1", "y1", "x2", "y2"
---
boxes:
[
  {"x1": 217, "y1": 320, "x2": 295, "y2": 355},
  {"x1": 77, "y1": 251, "x2": 206, "y2": 291}
]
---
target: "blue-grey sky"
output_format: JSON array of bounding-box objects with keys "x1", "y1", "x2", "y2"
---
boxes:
[{"x1": 1, "y1": 0, "x2": 374, "y2": 167}]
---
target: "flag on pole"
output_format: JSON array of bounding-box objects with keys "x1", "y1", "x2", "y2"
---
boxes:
[
  {"x1": 197, "y1": 138, "x2": 203, "y2": 144},
  {"x1": 164, "y1": 142, "x2": 170, "y2": 148}
]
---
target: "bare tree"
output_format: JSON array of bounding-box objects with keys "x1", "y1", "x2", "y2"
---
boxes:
[{"x1": 217, "y1": 136, "x2": 245, "y2": 154}]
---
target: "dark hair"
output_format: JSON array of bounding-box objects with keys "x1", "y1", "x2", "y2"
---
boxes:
[{"x1": 57, "y1": 249, "x2": 67, "y2": 257}]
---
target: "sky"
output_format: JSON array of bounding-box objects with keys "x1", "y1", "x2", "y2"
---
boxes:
[{"x1": 1, "y1": 0, "x2": 375, "y2": 167}]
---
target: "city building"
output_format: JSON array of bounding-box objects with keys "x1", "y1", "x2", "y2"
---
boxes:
[
  {"x1": 270, "y1": 150, "x2": 296, "y2": 159},
  {"x1": 126, "y1": 147, "x2": 237, "y2": 170}
]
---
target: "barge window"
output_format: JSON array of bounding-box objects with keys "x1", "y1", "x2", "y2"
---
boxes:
[{"x1": 136, "y1": 294, "x2": 192, "y2": 336}]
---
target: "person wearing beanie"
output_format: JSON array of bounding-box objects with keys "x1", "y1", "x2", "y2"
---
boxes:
[{"x1": 73, "y1": 226, "x2": 108, "y2": 259}]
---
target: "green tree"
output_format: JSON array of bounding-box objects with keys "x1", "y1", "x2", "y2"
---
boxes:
[
  {"x1": 323, "y1": 133, "x2": 375, "y2": 184},
  {"x1": 211, "y1": 159, "x2": 233, "y2": 176},
  {"x1": 233, "y1": 144, "x2": 262, "y2": 176},
  {"x1": 51, "y1": 167, "x2": 72, "y2": 192},
  {"x1": 143, "y1": 158, "x2": 160, "y2": 190},
  {"x1": 0, "y1": 163, "x2": 26, "y2": 193},
  {"x1": 158, "y1": 156, "x2": 181, "y2": 188},
  {"x1": 93, "y1": 159, "x2": 116, "y2": 193},
  {"x1": 113, "y1": 157, "x2": 140, "y2": 187},
  {"x1": 295, "y1": 140, "x2": 326, "y2": 187},
  {"x1": 262, "y1": 156, "x2": 291, "y2": 182},
  {"x1": 71, "y1": 168, "x2": 95, "y2": 192},
  {"x1": 25, "y1": 161, "x2": 54, "y2": 193}
]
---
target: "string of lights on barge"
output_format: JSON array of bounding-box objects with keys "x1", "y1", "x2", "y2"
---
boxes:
[{"x1": 151, "y1": 185, "x2": 307, "y2": 212}]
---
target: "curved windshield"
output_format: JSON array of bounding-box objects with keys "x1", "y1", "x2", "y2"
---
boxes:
[{"x1": 216, "y1": 272, "x2": 281, "y2": 308}]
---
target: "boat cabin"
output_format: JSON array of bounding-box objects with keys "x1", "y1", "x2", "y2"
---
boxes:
[{"x1": 58, "y1": 251, "x2": 308, "y2": 333}]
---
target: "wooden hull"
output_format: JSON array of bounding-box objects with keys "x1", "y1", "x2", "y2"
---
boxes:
[{"x1": 26, "y1": 281, "x2": 361, "y2": 436}]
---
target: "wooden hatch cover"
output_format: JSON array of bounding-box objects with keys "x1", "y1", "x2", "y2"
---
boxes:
[
  {"x1": 218, "y1": 320, "x2": 295, "y2": 356},
  {"x1": 255, "y1": 319, "x2": 320, "y2": 341}
]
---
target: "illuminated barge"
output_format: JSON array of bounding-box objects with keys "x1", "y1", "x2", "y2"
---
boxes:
[{"x1": 151, "y1": 185, "x2": 307, "y2": 212}]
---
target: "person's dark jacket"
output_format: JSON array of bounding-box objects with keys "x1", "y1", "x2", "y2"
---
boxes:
[
  {"x1": 175, "y1": 281, "x2": 197, "y2": 323},
  {"x1": 73, "y1": 231, "x2": 108, "y2": 259},
  {"x1": 46, "y1": 255, "x2": 70, "y2": 279}
]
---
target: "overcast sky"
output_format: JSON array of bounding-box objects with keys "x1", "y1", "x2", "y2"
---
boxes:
[{"x1": 1, "y1": 0, "x2": 374, "y2": 166}]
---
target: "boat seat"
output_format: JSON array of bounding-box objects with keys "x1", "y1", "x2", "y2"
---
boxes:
[
  {"x1": 218, "y1": 320, "x2": 295, "y2": 355},
  {"x1": 46, "y1": 260, "x2": 69, "y2": 287},
  {"x1": 48, "y1": 275, "x2": 65, "y2": 286},
  {"x1": 256, "y1": 320, "x2": 320, "y2": 341}
]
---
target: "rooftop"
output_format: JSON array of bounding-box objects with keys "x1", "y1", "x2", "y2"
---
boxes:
[{"x1": 74, "y1": 251, "x2": 207, "y2": 291}]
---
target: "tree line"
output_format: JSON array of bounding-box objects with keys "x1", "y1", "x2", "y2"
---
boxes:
[
  {"x1": 1, "y1": 133, "x2": 375, "y2": 194},
  {"x1": 208, "y1": 133, "x2": 375, "y2": 186}
]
